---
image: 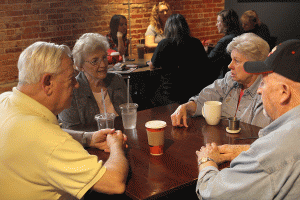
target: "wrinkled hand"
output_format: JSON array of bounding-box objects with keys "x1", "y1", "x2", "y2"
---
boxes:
[
  {"x1": 90, "y1": 129, "x2": 127, "y2": 152},
  {"x1": 218, "y1": 144, "x2": 250, "y2": 162},
  {"x1": 171, "y1": 105, "x2": 188, "y2": 127},
  {"x1": 106, "y1": 130, "x2": 128, "y2": 152},
  {"x1": 196, "y1": 143, "x2": 223, "y2": 164},
  {"x1": 117, "y1": 31, "x2": 123, "y2": 38}
]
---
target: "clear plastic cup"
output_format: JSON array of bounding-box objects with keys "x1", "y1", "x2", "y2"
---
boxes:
[
  {"x1": 95, "y1": 113, "x2": 116, "y2": 130},
  {"x1": 119, "y1": 103, "x2": 138, "y2": 129}
]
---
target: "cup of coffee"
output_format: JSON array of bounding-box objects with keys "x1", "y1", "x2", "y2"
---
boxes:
[
  {"x1": 202, "y1": 101, "x2": 222, "y2": 125},
  {"x1": 136, "y1": 44, "x2": 145, "y2": 59},
  {"x1": 119, "y1": 103, "x2": 139, "y2": 129},
  {"x1": 145, "y1": 120, "x2": 167, "y2": 156},
  {"x1": 110, "y1": 52, "x2": 121, "y2": 64},
  {"x1": 95, "y1": 113, "x2": 116, "y2": 130}
]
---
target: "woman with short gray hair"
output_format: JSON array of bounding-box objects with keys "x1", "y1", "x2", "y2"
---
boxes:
[
  {"x1": 171, "y1": 33, "x2": 272, "y2": 128},
  {"x1": 59, "y1": 33, "x2": 131, "y2": 128},
  {"x1": 227, "y1": 32, "x2": 270, "y2": 62}
]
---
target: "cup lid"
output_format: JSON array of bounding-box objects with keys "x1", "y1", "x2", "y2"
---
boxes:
[
  {"x1": 95, "y1": 113, "x2": 116, "y2": 120},
  {"x1": 111, "y1": 52, "x2": 120, "y2": 56},
  {"x1": 145, "y1": 120, "x2": 167, "y2": 129},
  {"x1": 119, "y1": 103, "x2": 138, "y2": 109}
]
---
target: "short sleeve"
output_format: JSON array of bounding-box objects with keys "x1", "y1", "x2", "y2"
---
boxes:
[
  {"x1": 46, "y1": 138, "x2": 106, "y2": 199},
  {"x1": 145, "y1": 25, "x2": 156, "y2": 37}
]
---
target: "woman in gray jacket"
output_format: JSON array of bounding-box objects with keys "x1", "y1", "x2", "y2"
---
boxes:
[{"x1": 59, "y1": 33, "x2": 131, "y2": 129}]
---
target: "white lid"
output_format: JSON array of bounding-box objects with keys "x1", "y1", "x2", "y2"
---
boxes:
[
  {"x1": 111, "y1": 52, "x2": 120, "y2": 56},
  {"x1": 145, "y1": 120, "x2": 167, "y2": 129}
]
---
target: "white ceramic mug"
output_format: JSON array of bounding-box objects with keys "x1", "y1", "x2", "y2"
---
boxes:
[{"x1": 202, "y1": 101, "x2": 222, "y2": 125}]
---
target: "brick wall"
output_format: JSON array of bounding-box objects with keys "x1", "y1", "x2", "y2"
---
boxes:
[{"x1": 0, "y1": 0, "x2": 224, "y2": 91}]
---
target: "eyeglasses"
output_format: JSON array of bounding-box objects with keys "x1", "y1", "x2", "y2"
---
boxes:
[{"x1": 85, "y1": 57, "x2": 107, "y2": 66}]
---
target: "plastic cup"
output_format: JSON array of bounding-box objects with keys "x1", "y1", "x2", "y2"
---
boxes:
[
  {"x1": 145, "y1": 120, "x2": 167, "y2": 156},
  {"x1": 137, "y1": 44, "x2": 145, "y2": 59},
  {"x1": 95, "y1": 113, "x2": 116, "y2": 130},
  {"x1": 119, "y1": 103, "x2": 138, "y2": 129}
]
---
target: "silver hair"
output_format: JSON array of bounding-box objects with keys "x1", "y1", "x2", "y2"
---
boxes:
[
  {"x1": 72, "y1": 33, "x2": 109, "y2": 70},
  {"x1": 227, "y1": 33, "x2": 270, "y2": 61},
  {"x1": 18, "y1": 41, "x2": 71, "y2": 85}
]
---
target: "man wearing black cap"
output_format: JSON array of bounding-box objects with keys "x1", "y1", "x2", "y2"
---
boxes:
[{"x1": 196, "y1": 39, "x2": 300, "y2": 199}]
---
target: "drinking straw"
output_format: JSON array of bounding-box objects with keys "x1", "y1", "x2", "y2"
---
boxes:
[
  {"x1": 101, "y1": 89, "x2": 108, "y2": 128},
  {"x1": 127, "y1": 76, "x2": 130, "y2": 106}
]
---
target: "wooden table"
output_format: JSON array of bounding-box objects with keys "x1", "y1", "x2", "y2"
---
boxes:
[{"x1": 82, "y1": 103, "x2": 261, "y2": 199}]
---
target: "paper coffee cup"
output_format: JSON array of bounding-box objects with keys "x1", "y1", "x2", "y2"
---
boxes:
[{"x1": 145, "y1": 120, "x2": 167, "y2": 156}]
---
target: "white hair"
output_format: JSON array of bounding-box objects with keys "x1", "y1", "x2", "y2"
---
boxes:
[
  {"x1": 18, "y1": 41, "x2": 71, "y2": 85},
  {"x1": 72, "y1": 33, "x2": 109, "y2": 70},
  {"x1": 227, "y1": 33, "x2": 270, "y2": 61}
]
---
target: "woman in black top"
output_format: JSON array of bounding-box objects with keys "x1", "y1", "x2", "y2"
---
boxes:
[
  {"x1": 208, "y1": 9, "x2": 242, "y2": 78},
  {"x1": 150, "y1": 14, "x2": 212, "y2": 106},
  {"x1": 240, "y1": 10, "x2": 272, "y2": 48}
]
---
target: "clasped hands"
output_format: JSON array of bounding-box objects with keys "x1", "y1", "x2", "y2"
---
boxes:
[
  {"x1": 90, "y1": 129, "x2": 128, "y2": 152},
  {"x1": 196, "y1": 143, "x2": 250, "y2": 170}
]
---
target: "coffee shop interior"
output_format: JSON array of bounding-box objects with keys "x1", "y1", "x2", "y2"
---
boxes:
[
  {"x1": 1, "y1": 0, "x2": 299, "y2": 96},
  {"x1": 1, "y1": 0, "x2": 300, "y2": 199}
]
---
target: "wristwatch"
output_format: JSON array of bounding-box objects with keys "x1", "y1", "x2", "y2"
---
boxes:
[
  {"x1": 198, "y1": 157, "x2": 215, "y2": 166},
  {"x1": 82, "y1": 132, "x2": 88, "y2": 147}
]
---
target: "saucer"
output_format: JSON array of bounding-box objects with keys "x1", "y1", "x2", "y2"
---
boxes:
[{"x1": 226, "y1": 127, "x2": 241, "y2": 134}]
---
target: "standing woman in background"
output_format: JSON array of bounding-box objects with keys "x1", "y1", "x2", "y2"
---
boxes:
[
  {"x1": 145, "y1": 1, "x2": 171, "y2": 49},
  {"x1": 106, "y1": 15, "x2": 129, "y2": 57},
  {"x1": 149, "y1": 14, "x2": 212, "y2": 106},
  {"x1": 208, "y1": 9, "x2": 242, "y2": 79}
]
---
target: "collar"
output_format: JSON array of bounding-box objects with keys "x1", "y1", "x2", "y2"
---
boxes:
[
  {"x1": 237, "y1": 75, "x2": 262, "y2": 98},
  {"x1": 76, "y1": 71, "x2": 121, "y2": 99},
  {"x1": 258, "y1": 104, "x2": 300, "y2": 138},
  {"x1": 11, "y1": 88, "x2": 59, "y2": 125}
]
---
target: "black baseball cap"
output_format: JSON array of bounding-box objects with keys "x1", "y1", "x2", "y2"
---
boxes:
[{"x1": 244, "y1": 39, "x2": 300, "y2": 82}]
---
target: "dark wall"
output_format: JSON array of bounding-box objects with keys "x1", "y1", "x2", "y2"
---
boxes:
[{"x1": 225, "y1": 1, "x2": 300, "y2": 45}]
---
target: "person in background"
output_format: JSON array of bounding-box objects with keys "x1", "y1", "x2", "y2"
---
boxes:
[
  {"x1": 0, "y1": 41, "x2": 128, "y2": 199},
  {"x1": 106, "y1": 15, "x2": 129, "y2": 57},
  {"x1": 149, "y1": 14, "x2": 211, "y2": 106},
  {"x1": 208, "y1": 9, "x2": 242, "y2": 79},
  {"x1": 145, "y1": 1, "x2": 171, "y2": 49},
  {"x1": 240, "y1": 10, "x2": 271, "y2": 47},
  {"x1": 171, "y1": 33, "x2": 272, "y2": 128},
  {"x1": 196, "y1": 39, "x2": 300, "y2": 199},
  {"x1": 59, "y1": 33, "x2": 131, "y2": 129}
]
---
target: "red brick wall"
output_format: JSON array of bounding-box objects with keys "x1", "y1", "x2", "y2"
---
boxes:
[{"x1": 0, "y1": 0, "x2": 224, "y2": 89}]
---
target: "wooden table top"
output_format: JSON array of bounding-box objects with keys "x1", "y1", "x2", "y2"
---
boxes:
[{"x1": 82, "y1": 103, "x2": 261, "y2": 199}]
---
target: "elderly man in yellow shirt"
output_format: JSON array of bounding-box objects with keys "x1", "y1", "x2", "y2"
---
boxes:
[{"x1": 0, "y1": 41, "x2": 128, "y2": 200}]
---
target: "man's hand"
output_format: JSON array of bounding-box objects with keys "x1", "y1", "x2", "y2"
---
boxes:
[
  {"x1": 90, "y1": 129, "x2": 127, "y2": 152},
  {"x1": 171, "y1": 104, "x2": 189, "y2": 127},
  {"x1": 218, "y1": 144, "x2": 250, "y2": 162},
  {"x1": 106, "y1": 130, "x2": 128, "y2": 151},
  {"x1": 196, "y1": 143, "x2": 223, "y2": 164},
  {"x1": 196, "y1": 143, "x2": 219, "y2": 170}
]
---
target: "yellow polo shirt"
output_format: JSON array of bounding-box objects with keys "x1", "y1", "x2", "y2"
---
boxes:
[{"x1": 0, "y1": 88, "x2": 106, "y2": 200}]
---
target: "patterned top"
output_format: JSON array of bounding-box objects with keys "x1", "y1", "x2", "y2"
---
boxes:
[{"x1": 106, "y1": 33, "x2": 130, "y2": 56}]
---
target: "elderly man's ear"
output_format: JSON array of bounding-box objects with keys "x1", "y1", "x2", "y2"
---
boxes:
[
  {"x1": 41, "y1": 73, "x2": 53, "y2": 96},
  {"x1": 280, "y1": 84, "x2": 291, "y2": 105}
]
